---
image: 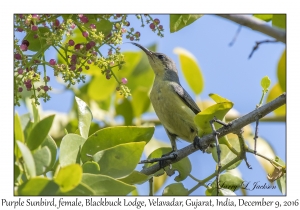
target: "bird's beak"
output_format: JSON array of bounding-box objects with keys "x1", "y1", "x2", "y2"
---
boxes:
[{"x1": 130, "y1": 42, "x2": 155, "y2": 62}]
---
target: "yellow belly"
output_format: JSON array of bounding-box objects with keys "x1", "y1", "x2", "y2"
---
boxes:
[{"x1": 150, "y1": 81, "x2": 198, "y2": 142}]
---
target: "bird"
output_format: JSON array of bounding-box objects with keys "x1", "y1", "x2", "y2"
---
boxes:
[{"x1": 131, "y1": 42, "x2": 201, "y2": 152}]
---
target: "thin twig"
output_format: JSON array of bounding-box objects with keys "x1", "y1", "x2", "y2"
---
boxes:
[
  {"x1": 248, "y1": 39, "x2": 278, "y2": 59},
  {"x1": 229, "y1": 25, "x2": 242, "y2": 46}
]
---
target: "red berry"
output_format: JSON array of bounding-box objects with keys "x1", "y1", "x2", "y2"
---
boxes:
[
  {"x1": 31, "y1": 25, "x2": 38, "y2": 31},
  {"x1": 20, "y1": 44, "x2": 28, "y2": 51},
  {"x1": 49, "y1": 59, "x2": 56, "y2": 65},
  {"x1": 22, "y1": 40, "x2": 30, "y2": 47},
  {"x1": 90, "y1": 24, "x2": 96, "y2": 29},
  {"x1": 18, "y1": 87, "x2": 23, "y2": 92},
  {"x1": 80, "y1": 16, "x2": 89, "y2": 23},
  {"x1": 159, "y1": 25, "x2": 163, "y2": 30},
  {"x1": 14, "y1": 53, "x2": 22, "y2": 60},
  {"x1": 68, "y1": 39, "x2": 75, "y2": 46},
  {"x1": 150, "y1": 23, "x2": 155, "y2": 29},
  {"x1": 18, "y1": 68, "x2": 23, "y2": 74},
  {"x1": 86, "y1": 43, "x2": 92, "y2": 50},
  {"x1": 82, "y1": 31, "x2": 89, "y2": 37},
  {"x1": 70, "y1": 23, "x2": 76, "y2": 29},
  {"x1": 75, "y1": 44, "x2": 82, "y2": 50},
  {"x1": 89, "y1": 41, "x2": 96, "y2": 47},
  {"x1": 43, "y1": 86, "x2": 49, "y2": 92},
  {"x1": 121, "y1": 78, "x2": 128, "y2": 84},
  {"x1": 154, "y1": 19, "x2": 160, "y2": 24},
  {"x1": 17, "y1": 28, "x2": 23, "y2": 32},
  {"x1": 135, "y1": 32, "x2": 141, "y2": 37},
  {"x1": 130, "y1": 37, "x2": 134, "y2": 41},
  {"x1": 54, "y1": 19, "x2": 60, "y2": 27}
]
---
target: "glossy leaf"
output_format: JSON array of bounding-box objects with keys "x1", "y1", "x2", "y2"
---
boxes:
[
  {"x1": 18, "y1": 177, "x2": 59, "y2": 195},
  {"x1": 81, "y1": 173, "x2": 135, "y2": 195},
  {"x1": 24, "y1": 27, "x2": 50, "y2": 52},
  {"x1": 54, "y1": 164, "x2": 82, "y2": 192},
  {"x1": 209, "y1": 93, "x2": 231, "y2": 103},
  {"x1": 212, "y1": 138, "x2": 242, "y2": 170},
  {"x1": 272, "y1": 14, "x2": 286, "y2": 29},
  {"x1": 14, "y1": 113, "x2": 24, "y2": 142},
  {"x1": 26, "y1": 115, "x2": 55, "y2": 151},
  {"x1": 253, "y1": 14, "x2": 273, "y2": 22},
  {"x1": 32, "y1": 146, "x2": 51, "y2": 175},
  {"x1": 174, "y1": 47, "x2": 204, "y2": 94},
  {"x1": 81, "y1": 126, "x2": 154, "y2": 162},
  {"x1": 88, "y1": 75, "x2": 116, "y2": 101},
  {"x1": 115, "y1": 98, "x2": 134, "y2": 125},
  {"x1": 57, "y1": 183, "x2": 95, "y2": 195},
  {"x1": 59, "y1": 134, "x2": 86, "y2": 167},
  {"x1": 23, "y1": 121, "x2": 34, "y2": 141},
  {"x1": 145, "y1": 147, "x2": 191, "y2": 181},
  {"x1": 32, "y1": 101, "x2": 40, "y2": 125},
  {"x1": 41, "y1": 135, "x2": 57, "y2": 170},
  {"x1": 119, "y1": 170, "x2": 150, "y2": 185},
  {"x1": 170, "y1": 15, "x2": 203, "y2": 33},
  {"x1": 261, "y1": 76, "x2": 271, "y2": 91},
  {"x1": 162, "y1": 183, "x2": 188, "y2": 195},
  {"x1": 82, "y1": 161, "x2": 101, "y2": 174},
  {"x1": 20, "y1": 113, "x2": 31, "y2": 130},
  {"x1": 16, "y1": 141, "x2": 36, "y2": 177},
  {"x1": 266, "y1": 83, "x2": 285, "y2": 115},
  {"x1": 75, "y1": 97, "x2": 93, "y2": 139},
  {"x1": 277, "y1": 49, "x2": 286, "y2": 92},
  {"x1": 93, "y1": 142, "x2": 145, "y2": 178},
  {"x1": 131, "y1": 87, "x2": 151, "y2": 117}
]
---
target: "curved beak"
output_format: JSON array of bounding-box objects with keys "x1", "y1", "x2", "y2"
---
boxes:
[{"x1": 130, "y1": 42, "x2": 154, "y2": 61}]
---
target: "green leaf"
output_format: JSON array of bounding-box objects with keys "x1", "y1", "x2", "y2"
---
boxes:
[
  {"x1": 82, "y1": 161, "x2": 101, "y2": 174},
  {"x1": 210, "y1": 172, "x2": 244, "y2": 192},
  {"x1": 88, "y1": 75, "x2": 116, "y2": 101},
  {"x1": 32, "y1": 146, "x2": 51, "y2": 175},
  {"x1": 81, "y1": 173, "x2": 135, "y2": 195},
  {"x1": 41, "y1": 135, "x2": 57, "y2": 170},
  {"x1": 20, "y1": 113, "x2": 31, "y2": 130},
  {"x1": 261, "y1": 76, "x2": 271, "y2": 91},
  {"x1": 253, "y1": 14, "x2": 273, "y2": 22},
  {"x1": 18, "y1": 177, "x2": 59, "y2": 195},
  {"x1": 131, "y1": 87, "x2": 151, "y2": 117},
  {"x1": 16, "y1": 141, "x2": 36, "y2": 177},
  {"x1": 81, "y1": 126, "x2": 154, "y2": 163},
  {"x1": 115, "y1": 98, "x2": 134, "y2": 125},
  {"x1": 162, "y1": 183, "x2": 188, "y2": 195},
  {"x1": 266, "y1": 83, "x2": 285, "y2": 115},
  {"x1": 118, "y1": 170, "x2": 150, "y2": 185},
  {"x1": 212, "y1": 139, "x2": 242, "y2": 170},
  {"x1": 54, "y1": 164, "x2": 82, "y2": 192},
  {"x1": 26, "y1": 115, "x2": 55, "y2": 151},
  {"x1": 75, "y1": 97, "x2": 93, "y2": 139},
  {"x1": 174, "y1": 47, "x2": 204, "y2": 94},
  {"x1": 24, "y1": 27, "x2": 50, "y2": 52},
  {"x1": 93, "y1": 142, "x2": 145, "y2": 178},
  {"x1": 23, "y1": 121, "x2": 34, "y2": 141},
  {"x1": 145, "y1": 147, "x2": 191, "y2": 181},
  {"x1": 277, "y1": 49, "x2": 286, "y2": 92},
  {"x1": 94, "y1": 19, "x2": 113, "y2": 36},
  {"x1": 59, "y1": 134, "x2": 86, "y2": 167},
  {"x1": 57, "y1": 183, "x2": 95, "y2": 195},
  {"x1": 170, "y1": 15, "x2": 203, "y2": 33},
  {"x1": 14, "y1": 113, "x2": 24, "y2": 142},
  {"x1": 14, "y1": 164, "x2": 20, "y2": 183},
  {"x1": 272, "y1": 14, "x2": 286, "y2": 29},
  {"x1": 277, "y1": 173, "x2": 286, "y2": 195},
  {"x1": 209, "y1": 93, "x2": 231, "y2": 103},
  {"x1": 31, "y1": 101, "x2": 40, "y2": 126}
]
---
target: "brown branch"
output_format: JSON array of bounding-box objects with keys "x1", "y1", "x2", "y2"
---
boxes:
[
  {"x1": 217, "y1": 15, "x2": 286, "y2": 43},
  {"x1": 140, "y1": 93, "x2": 286, "y2": 175}
]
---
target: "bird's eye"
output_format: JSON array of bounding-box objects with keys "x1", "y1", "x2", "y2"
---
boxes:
[{"x1": 157, "y1": 54, "x2": 164, "y2": 59}]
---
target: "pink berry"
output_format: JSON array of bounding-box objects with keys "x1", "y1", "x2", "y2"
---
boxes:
[
  {"x1": 18, "y1": 68, "x2": 23, "y2": 74},
  {"x1": 22, "y1": 40, "x2": 30, "y2": 47},
  {"x1": 78, "y1": 14, "x2": 83, "y2": 18},
  {"x1": 121, "y1": 78, "x2": 128, "y2": 84},
  {"x1": 20, "y1": 44, "x2": 28, "y2": 51},
  {"x1": 130, "y1": 37, "x2": 134, "y2": 41},
  {"x1": 54, "y1": 19, "x2": 60, "y2": 27},
  {"x1": 18, "y1": 87, "x2": 23, "y2": 92},
  {"x1": 31, "y1": 25, "x2": 38, "y2": 31},
  {"x1": 70, "y1": 23, "x2": 76, "y2": 29},
  {"x1": 80, "y1": 16, "x2": 89, "y2": 23},
  {"x1": 154, "y1": 19, "x2": 160, "y2": 24},
  {"x1": 68, "y1": 39, "x2": 75, "y2": 46},
  {"x1": 32, "y1": 14, "x2": 40, "y2": 20},
  {"x1": 70, "y1": 65, "x2": 76, "y2": 71},
  {"x1": 75, "y1": 44, "x2": 82, "y2": 50},
  {"x1": 85, "y1": 43, "x2": 92, "y2": 50},
  {"x1": 43, "y1": 86, "x2": 49, "y2": 92},
  {"x1": 71, "y1": 54, "x2": 77, "y2": 60},
  {"x1": 14, "y1": 53, "x2": 22, "y2": 60},
  {"x1": 89, "y1": 41, "x2": 96, "y2": 47},
  {"x1": 90, "y1": 24, "x2": 96, "y2": 29},
  {"x1": 150, "y1": 23, "x2": 155, "y2": 29},
  {"x1": 17, "y1": 28, "x2": 23, "y2": 32},
  {"x1": 159, "y1": 25, "x2": 163, "y2": 30},
  {"x1": 121, "y1": 28, "x2": 127, "y2": 33},
  {"x1": 82, "y1": 31, "x2": 89, "y2": 37},
  {"x1": 49, "y1": 59, "x2": 56, "y2": 65}
]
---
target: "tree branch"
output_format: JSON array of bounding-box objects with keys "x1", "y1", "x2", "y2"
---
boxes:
[
  {"x1": 140, "y1": 93, "x2": 286, "y2": 175},
  {"x1": 217, "y1": 15, "x2": 286, "y2": 43}
]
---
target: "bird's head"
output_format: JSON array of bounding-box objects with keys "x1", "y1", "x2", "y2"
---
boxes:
[{"x1": 130, "y1": 42, "x2": 178, "y2": 78}]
